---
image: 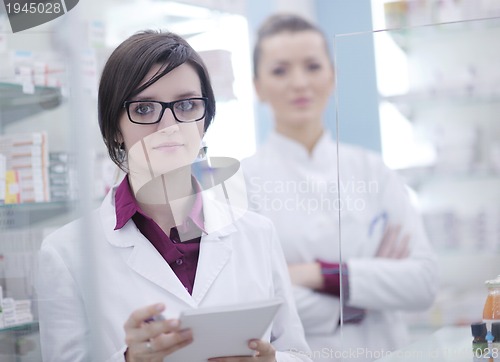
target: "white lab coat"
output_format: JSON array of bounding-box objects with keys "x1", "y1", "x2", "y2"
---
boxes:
[
  {"x1": 36, "y1": 176, "x2": 312, "y2": 362},
  {"x1": 242, "y1": 131, "x2": 438, "y2": 361}
]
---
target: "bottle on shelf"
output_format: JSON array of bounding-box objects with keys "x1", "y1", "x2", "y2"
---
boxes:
[{"x1": 484, "y1": 276, "x2": 500, "y2": 331}]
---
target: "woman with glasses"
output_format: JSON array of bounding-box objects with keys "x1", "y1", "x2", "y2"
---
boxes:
[
  {"x1": 37, "y1": 30, "x2": 311, "y2": 362},
  {"x1": 242, "y1": 14, "x2": 438, "y2": 361}
]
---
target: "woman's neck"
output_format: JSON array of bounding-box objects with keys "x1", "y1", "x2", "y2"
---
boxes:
[
  {"x1": 129, "y1": 168, "x2": 195, "y2": 235},
  {"x1": 275, "y1": 120, "x2": 324, "y2": 154}
]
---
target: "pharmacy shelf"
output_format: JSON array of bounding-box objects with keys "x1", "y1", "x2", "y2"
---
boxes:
[
  {"x1": 0, "y1": 321, "x2": 40, "y2": 360},
  {"x1": 0, "y1": 198, "x2": 104, "y2": 229},
  {"x1": 0, "y1": 83, "x2": 63, "y2": 129},
  {"x1": 0, "y1": 201, "x2": 73, "y2": 229},
  {"x1": 397, "y1": 166, "x2": 500, "y2": 188},
  {"x1": 0, "y1": 201, "x2": 71, "y2": 210},
  {"x1": 0, "y1": 83, "x2": 62, "y2": 109},
  {"x1": 382, "y1": 92, "x2": 500, "y2": 119},
  {"x1": 377, "y1": 5, "x2": 500, "y2": 336},
  {"x1": 0, "y1": 322, "x2": 38, "y2": 335},
  {"x1": 386, "y1": 16, "x2": 500, "y2": 51},
  {"x1": 382, "y1": 92, "x2": 500, "y2": 113}
]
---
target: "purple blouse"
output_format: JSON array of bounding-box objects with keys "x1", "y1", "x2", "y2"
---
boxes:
[{"x1": 114, "y1": 176, "x2": 205, "y2": 295}]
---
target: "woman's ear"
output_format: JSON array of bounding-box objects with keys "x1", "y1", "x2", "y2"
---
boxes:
[{"x1": 115, "y1": 133, "x2": 124, "y2": 147}]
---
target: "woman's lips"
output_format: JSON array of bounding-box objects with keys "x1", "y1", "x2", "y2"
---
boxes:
[
  {"x1": 154, "y1": 143, "x2": 184, "y2": 152},
  {"x1": 292, "y1": 97, "x2": 311, "y2": 107}
]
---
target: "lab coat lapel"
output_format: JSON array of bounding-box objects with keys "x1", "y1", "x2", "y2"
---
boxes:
[
  {"x1": 100, "y1": 180, "x2": 245, "y2": 306},
  {"x1": 191, "y1": 191, "x2": 239, "y2": 304},
  {"x1": 100, "y1": 190, "x2": 195, "y2": 306},
  {"x1": 191, "y1": 233, "x2": 232, "y2": 304},
  {"x1": 125, "y1": 230, "x2": 195, "y2": 306}
]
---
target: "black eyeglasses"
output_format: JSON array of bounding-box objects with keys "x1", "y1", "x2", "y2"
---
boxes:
[{"x1": 123, "y1": 97, "x2": 208, "y2": 125}]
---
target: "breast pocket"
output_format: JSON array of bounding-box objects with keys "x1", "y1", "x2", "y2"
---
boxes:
[{"x1": 340, "y1": 208, "x2": 383, "y2": 258}]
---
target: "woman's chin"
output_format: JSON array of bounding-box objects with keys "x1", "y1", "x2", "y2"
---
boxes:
[{"x1": 282, "y1": 115, "x2": 320, "y2": 129}]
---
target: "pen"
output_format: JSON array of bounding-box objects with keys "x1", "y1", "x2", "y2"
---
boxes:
[
  {"x1": 144, "y1": 314, "x2": 165, "y2": 323},
  {"x1": 369, "y1": 211, "x2": 388, "y2": 237}
]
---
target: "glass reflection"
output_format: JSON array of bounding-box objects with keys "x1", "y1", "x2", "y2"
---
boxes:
[{"x1": 335, "y1": 14, "x2": 500, "y2": 362}]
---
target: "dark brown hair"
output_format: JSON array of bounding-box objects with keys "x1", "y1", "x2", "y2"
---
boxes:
[
  {"x1": 253, "y1": 13, "x2": 332, "y2": 78},
  {"x1": 98, "y1": 30, "x2": 216, "y2": 171}
]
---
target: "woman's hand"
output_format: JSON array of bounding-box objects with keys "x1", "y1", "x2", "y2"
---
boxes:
[
  {"x1": 208, "y1": 339, "x2": 276, "y2": 362},
  {"x1": 124, "y1": 303, "x2": 193, "y2": 362},
  {"x1": 288, "y1": 262, "x2": 322, "y2": 289},
  {"x1": 375, "y1": 224, "x2": 410, "y2": 259}
]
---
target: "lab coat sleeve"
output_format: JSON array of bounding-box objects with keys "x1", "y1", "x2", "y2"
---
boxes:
[
  {"x1": 292, "y1": 286, "x2": 340, "y2": 335},
  {"x1": 347, "y1": 161, "x2": 439, "y2": 311},
  {"x1": 270, "y1": 226, "x2": 313, "y2": 362},
  {"x1": 36, "y1": 243, "x2": 127, "y2": 362},
  {"x1": 242, "y1": 159, "x2": 341, "y2": 338}
]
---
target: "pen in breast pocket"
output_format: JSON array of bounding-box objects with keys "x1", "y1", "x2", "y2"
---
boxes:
[{"x1": 369, "y1": 211, "x2": 387, "y2": 237}]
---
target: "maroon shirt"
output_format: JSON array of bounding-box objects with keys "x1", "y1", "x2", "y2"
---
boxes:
[
  {"x1": 318, "y1": 260, "x2": 365, "y2": 323},
  {"x1": 114, "y1": 176, "x2": 205, "y2": 295}
]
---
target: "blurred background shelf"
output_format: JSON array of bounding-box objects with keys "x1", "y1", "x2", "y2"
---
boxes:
[
  {"x1": 0, "y1": 83, "x2": 63, "y2": 129},
  {"x1": 0, "y1": 322, "x2": 38, "y2": 335}
]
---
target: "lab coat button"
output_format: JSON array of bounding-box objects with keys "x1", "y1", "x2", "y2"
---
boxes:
[{"x1": 176, "y1": 258, "x2": 183, "y2": 265}]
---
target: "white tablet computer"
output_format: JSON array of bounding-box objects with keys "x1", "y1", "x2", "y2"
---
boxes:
[{"x1": 164, "y1": 298, "x2": 283, "y2": 362}]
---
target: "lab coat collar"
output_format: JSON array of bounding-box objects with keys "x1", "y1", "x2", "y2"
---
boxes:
[
  {"x1": 99, "y1": 179, "x2": 243, "y2": 306},
  {"x1": 267, "y1": 130, "x2": 334, "y2": 165},
  {"x1": 100, "y1": 184, "x2": 240, "y2": 248}
]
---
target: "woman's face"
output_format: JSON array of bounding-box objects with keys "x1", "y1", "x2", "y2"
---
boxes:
[
  {"x1": 254, "y1": 30, "x2": 334, "y2": 129},
  {"x1": 119, "y1": 63, "x2": 204, "y2": 178}
]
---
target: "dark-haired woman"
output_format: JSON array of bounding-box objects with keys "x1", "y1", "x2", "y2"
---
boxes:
[{"x1": 37, "y1": 30, "x2": 312, "y2": 362}]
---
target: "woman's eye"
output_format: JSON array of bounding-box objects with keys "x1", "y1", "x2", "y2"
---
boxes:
[
  {"x1": 175, "y1": 100, "x2": 194, "y2": 112},
  {"x1": 307, "y1": 63, "x2": 322, "y2": 72},
  {"x1": 134, "y1": 103, "x2": 155, "y2": 115},
  {"x1": 271, "y1": 67, "x2": 286, "y2": 76}
]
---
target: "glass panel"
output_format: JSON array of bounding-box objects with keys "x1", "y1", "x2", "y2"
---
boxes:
[
  {"x1": 0, "y1": 1, "x2": 256, "y2": 362},
  {"x1": 1, "y1": 1, "x2": 267, "y2": 361},
  {"x1": 0, "y1": 21, "x2": 74, "y2": 362},
  {"x1": 334, "y1": 12, "x2": 500, "y2": 361}
]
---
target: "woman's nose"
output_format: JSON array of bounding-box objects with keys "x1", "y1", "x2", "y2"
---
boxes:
[
  {"x1": 157, "y1": 109, "x2": 179, "y2": 132},
  {"x1": 290, "y1": 69, "x2": 309, "y2": 88}
]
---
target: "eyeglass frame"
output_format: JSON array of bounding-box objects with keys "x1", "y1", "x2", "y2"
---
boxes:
[{"x1": 122, "y1": 97, "x2": 208, "y2": 125}]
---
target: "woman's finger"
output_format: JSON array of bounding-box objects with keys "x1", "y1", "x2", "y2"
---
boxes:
[
  {"x1": 394, "y1": 234, "x2": 411, "y2": 259},
  {"x1": 126, "y1": 318, "x2": 181, "y2": 346},
  {"x1": 124, "y1": 303, "x2": 165, "y2": 330},
  {"x1": 249, "y1": 339, "x2": 275, "y2": 357},
  {"x1": 125, "y1": 326, "x2": 192, "y2": 361},
  {"x1": 376, "y1": 224, "x2": 395, "y2": 257},
  {"x1": 152, "y1": 329, "x2": 193, "y2": 355},
  {"x1": 207, "y1": 339, "x2": 276, "y2": 361}
]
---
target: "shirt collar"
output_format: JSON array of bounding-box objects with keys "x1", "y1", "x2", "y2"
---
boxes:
[
  {"x1": 114, "y1": 176, "x2": 141, "y2": 230},
  {"x1": 267, "y1": 130, "x2": 333, "y2": 164},
  {"x1": 178, "y1": 178, "x2": 205, "y2": 235},
  {"x1": 114, "y1": 175, "x2": 205, "y2": 234}
]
